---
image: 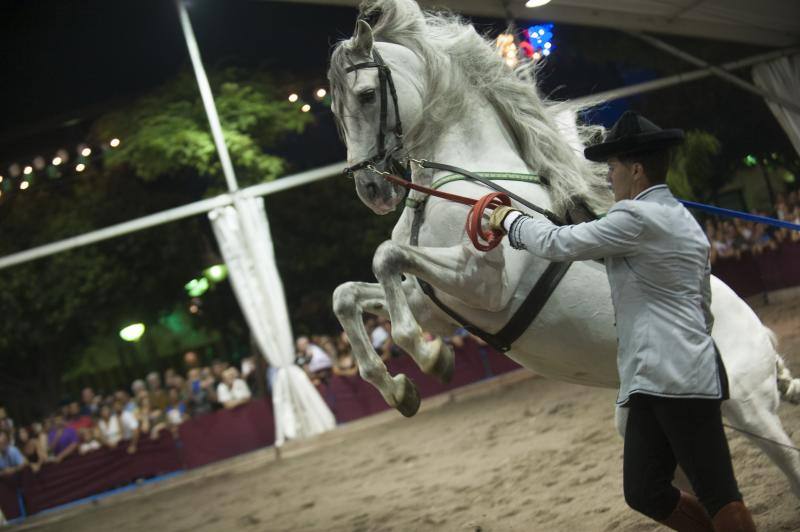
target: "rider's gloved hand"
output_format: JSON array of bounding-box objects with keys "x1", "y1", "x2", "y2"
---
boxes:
[{"x1": 489, "y1": 206, "x2": 522, "y2": 234}]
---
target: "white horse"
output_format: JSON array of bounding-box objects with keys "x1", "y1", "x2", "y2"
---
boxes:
[{"x1": 328, "y1": 0, "x2": 800, "y2": 497}]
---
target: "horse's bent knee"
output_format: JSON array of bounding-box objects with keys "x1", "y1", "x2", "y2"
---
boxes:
[
  {"x1": 359, "y1": 363, "x2": 385, "y2": 384},
  {"x1": 332, "y1": 282, "x2": 357, "y2": 318},
  {"x1": 372, "y1": 240, "x2": 402, "y2": 278}
]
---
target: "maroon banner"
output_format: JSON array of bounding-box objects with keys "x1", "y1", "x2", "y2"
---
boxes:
[
  {"x1": 20, "y1": 431, "x2": 181, "y2": 515},
  {"x1": 178, "y1": 398, "x2": 275, "y2": 469},
  {"x1": 0, "y1": 473, "x2": 22, "y2": 520},
  {"x1": 713, "y1": 242, "x2": 800, "y2": 298}
]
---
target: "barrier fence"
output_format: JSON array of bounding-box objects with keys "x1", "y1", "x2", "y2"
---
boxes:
[{"x1": 0, "y1": 341, "x2": 519, "y2": 520}]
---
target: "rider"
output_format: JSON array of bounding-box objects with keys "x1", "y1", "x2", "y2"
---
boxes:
[{"x1": 490, "y1": 111, "x2": 756, "y2": 531}]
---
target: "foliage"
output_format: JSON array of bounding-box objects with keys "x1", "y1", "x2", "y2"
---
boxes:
[
  {"x1": 92, "y1": 68, "x2": 311, "y2": 193},
  {"x1": 0, "y1": 67, "x2": 310, "y2": 422},
  {"x1": 667, "y1": 130, "x2": 721, "y2": 201}
]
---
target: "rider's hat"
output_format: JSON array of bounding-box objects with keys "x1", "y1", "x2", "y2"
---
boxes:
[{"x1": 584, "y1": 111, "x2": 684, "y2": 162}]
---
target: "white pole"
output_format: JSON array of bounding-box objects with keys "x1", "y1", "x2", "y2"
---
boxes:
[
  {"x1": 175, "y1": 0, "x2": 240, "y2": 194},
  {"x1": 0, "y1": 163, "x2": 344, "y2": 270},
  {"x1": 572, "y1": 48, "x2": 799, "y2": 107}
]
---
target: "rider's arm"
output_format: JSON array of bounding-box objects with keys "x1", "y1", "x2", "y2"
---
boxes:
[{"x1": 505, "y1": 201, "x2": 644, "y2": 261}]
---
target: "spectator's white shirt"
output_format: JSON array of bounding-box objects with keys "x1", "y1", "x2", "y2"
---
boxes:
[
  {"x1": 370, "y1": 325, "x2": 389, "y2": 349},
  {"x1": 217, "y1": 379, "x2": 252, "y2": 403},
  {"x1": 166, "y1": 407, "x2": 183, "y2": 426},
  {"x1": 79, "y1": 440, "x2": 101, "y2": 454},
  {"x1": 119, "y1": 410, "x2": 139, "y2": 439},
  {"x1": 307, "y1": 343, "x2": 332, "y2": 373},
  {"x1": 98, "y1": 415, "x2": 121, "y2": 445}
]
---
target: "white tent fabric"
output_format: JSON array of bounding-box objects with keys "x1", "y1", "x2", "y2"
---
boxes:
[
  {"x1": 753, "y1": 54, "x2": 800, "y2": 158},
  {"x1": 209, "y1": 197, "x2": 336, "y2": 446}
]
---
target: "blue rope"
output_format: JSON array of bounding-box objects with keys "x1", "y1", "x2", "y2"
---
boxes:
[{"x1": 679, "y1": 200, "x2": 800, "y2": 232}]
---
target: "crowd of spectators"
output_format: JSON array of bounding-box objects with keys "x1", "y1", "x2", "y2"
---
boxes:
[
  {"x1": 1, "y1": 316, "x2": 477, "y2": 478},
  {"x1": 0, "y1": 356, "x2": 255, "y2": 476},
  {"x1": 705, "y1": 191, "x2": 800, "y2": 264}
]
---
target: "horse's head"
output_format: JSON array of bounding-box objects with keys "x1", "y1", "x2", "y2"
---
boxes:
[{"x1": 328, "y1": 20, "x2": 425, "y2": 215}]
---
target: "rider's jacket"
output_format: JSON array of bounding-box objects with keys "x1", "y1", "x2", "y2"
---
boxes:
[{"x1": 508, "y1": 184, "x2": 725, "y2": 405}]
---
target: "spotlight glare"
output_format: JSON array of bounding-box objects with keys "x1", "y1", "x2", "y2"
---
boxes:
[
  {"x1": 525, "y1": 0, "x2": 552, "y2": 6},
  {"x1": 20, "y1": 181, "x2": 29, "y2": 190},
  {"x1": 301, "y1": 104, "x2": 311, "y2": 112},
  {"x1": 315, "y1": 88, "x2": 327, "y2": 98},
  {"x1": 81, "y1": 147, "x2": 92, "y2": 157},
  {"x1": 52, "y1": 156, "x2": 62, "y2": 166},
  {"x1": 288, "y1": 93, "x2": 299, "y2": 102},
  {"x1": 76, "y1": 163, "x2": 86, "y2": 172},
  {"x1": 109, "y1": 138, "x2": 120, "y2": 148},
  {"x1": 23, "y1": 166, "x2": 33, "y2": 175}
]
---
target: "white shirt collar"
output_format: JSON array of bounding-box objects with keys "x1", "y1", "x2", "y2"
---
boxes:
[{"x1": 634, "y1": 184, "x2": 669, "y2": 201}]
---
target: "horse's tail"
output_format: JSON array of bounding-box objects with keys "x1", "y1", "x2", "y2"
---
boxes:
[{"x1": 769, "y1": 327, "x2": 800, "y2": 404}]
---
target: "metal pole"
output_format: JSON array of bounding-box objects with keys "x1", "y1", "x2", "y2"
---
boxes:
[
  {"x1": 0, "y1": 162, "x2": 344, "y2": 270},
  {"x1": 572, "y1": 48, "x2": 799, "y2": 107},
  {"x1": 627, "y1": 32, "x2": 800, "y2": 115},
  {"x1": 175, "y1": 0, "x2": 240, "y2": 194}
]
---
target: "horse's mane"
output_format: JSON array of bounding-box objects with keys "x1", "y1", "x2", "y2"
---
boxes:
[{"x1": 329, "y1": 0, "x2": 612, "y2": 215}]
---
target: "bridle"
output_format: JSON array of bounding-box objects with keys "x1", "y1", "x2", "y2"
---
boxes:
[{"x1": 342, "y1": 48, "x2": 411, "y2": 182}]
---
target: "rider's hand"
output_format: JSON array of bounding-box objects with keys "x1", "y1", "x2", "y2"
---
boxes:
[{"x1": 489, "y1": 206, "x2": 521, "y2": 233}]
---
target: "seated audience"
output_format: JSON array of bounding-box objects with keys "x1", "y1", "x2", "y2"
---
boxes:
[
  {"x1": 47, "y1": 415, "x2": 79, "y2": 463},
  {"x1": 186, "y1": 367, "x2": 214, "y2": 416},
  {"x1": 0, "y1": 407, "x2": 14, "y2": 441},
  {"x1": 0, "y1": 430, "x2": 26, "y2": 475},
  {"x1": 16, "y1": 426, "x2": 46, "y2": 472},
  {"x1": 77, "y1": 427, "x2": 102, "y2": 455},
  {"x1": 297, "y1": 336, "x2": 333, "y2": 385},
  {"x1": 216, "y1": 367, "x2": 252, "y2": 408}
]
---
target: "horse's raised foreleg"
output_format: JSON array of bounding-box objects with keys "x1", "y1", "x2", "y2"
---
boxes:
[
  {"x1": 372, "y1": 240, "x2": 510, "y2": 384},
  {"x1": 332, "y1": 280, "x2": 422, "y2": 417}
]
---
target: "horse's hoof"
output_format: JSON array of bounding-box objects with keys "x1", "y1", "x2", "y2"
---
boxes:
[
  {"x1": 431, "y1": 342, "x2": 455, "y2": 384},
  {"x1": 394, "y1": 374, "x2": 420, "y2": 417}
]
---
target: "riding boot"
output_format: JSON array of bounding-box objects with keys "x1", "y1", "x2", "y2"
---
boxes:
[
  {"x1": 711, "y1": 501, "x2": 756, "y2": 532},
  {"x1": 659, "y1": 491, "x2": 714, "y2": 531}
]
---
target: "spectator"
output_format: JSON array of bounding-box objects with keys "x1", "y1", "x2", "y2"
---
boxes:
[
  {"x1": 47, "y1": 415, "x2": 79, "y2": 463},
  {"x1": 333, "y1": 349, "x2": 359, "y2": 378},
  {"x1": 17, "y1": 426, "x2": 46, "y2": 472},
  {"x1": 115, "y1": 390, "x2": 138, "y2": 415},
  {"x1": 0, "y1": 407, "x2": 14, "y2": 441},
  {"x1": 97, "y1": 405, "x2": 121, "y2": 448},
  {"x1": 165, "y1": 388, "x2": 186, "y2": 427},
  {"x1": 0, "y1": 431, "x2": 25, "y2": 475},
  {"x1": 137, "y1": 393, "x2": 167, "y2": 440},
  {"x1": 216, "y1": 367, "x2": 252, "y2": 408},
  {"x1": 164, "y1": 368, "x2": 177, "y2": 389},
  {"x1": 77, "y1": 427, "x2": 101, "y2": 455},
  {"x1": 131, "y1": 379, "x2": 147, "y2": 403},
  {"x1": 146, "y1": 372, "x2": 169, "y2": 414},
  {"x1": 211, "y1": 359, "x2": 228, "y2": 389},
  {"x1": 186, "y1": 368, "x2": 214, "y2": 416},
  {"x1": 66, "y1": 401, "x2": 93, "y2": 431},
  {"x1": 79, "y1": 387, "x2": 99, "y2": 417},
  {"x1": 183, "y1": 350, "x2": 199, "y2": 371},
  {"x1": 297, "y1": 336, "x2": 333, "y2": 384},
  {"x1": 370, "y1": 317, "x2": 392, "y2": 360}
]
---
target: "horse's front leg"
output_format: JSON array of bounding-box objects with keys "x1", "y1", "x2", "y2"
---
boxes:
[
  {"x1": 332, "y1": 280, "x2": 422, "y2": 417},
  {"x1": 372, "y1": 241, "x2": 508, "y2": 383}
]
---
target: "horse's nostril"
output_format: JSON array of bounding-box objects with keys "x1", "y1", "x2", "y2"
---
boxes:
[{"x1": 366, "y1": 182, "x2": 378, "y2": 198}]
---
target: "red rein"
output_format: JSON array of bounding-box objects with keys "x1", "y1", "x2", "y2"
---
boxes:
[{"x1": 382, "y1": 173, "x2": 511, "y2": 252}]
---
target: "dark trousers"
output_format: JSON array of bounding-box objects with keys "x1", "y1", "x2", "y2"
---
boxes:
[{"x1": 623, "y1": 393, "x2": 742, "y2": 520}]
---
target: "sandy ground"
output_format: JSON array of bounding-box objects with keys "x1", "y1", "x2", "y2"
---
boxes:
[{"x1": 16, "y1": 295, "x2": 800, "y2": 532}]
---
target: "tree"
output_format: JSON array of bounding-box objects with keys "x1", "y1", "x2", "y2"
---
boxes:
[
  {"x1": 0, "y1": 66, "x2": 311, "y2": 422},
  {"x1": 667, "y1": 130, "x2": 722, "y2": 201}
]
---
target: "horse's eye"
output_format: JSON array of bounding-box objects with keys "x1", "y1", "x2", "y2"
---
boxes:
[{"x1": 358, "y1": 89, "x2": 376, "y2": 104}]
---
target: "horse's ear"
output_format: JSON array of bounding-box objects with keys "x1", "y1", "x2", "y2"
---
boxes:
[{"x1": 353, "y1": 19, "x2": 374, "y2": 57}]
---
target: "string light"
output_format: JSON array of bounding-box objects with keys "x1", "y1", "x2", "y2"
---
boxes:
[
  {"x1": 315, "y1": 88, "x2": 327, "y2": 98},
  {"x1": 52, "y1": 156, "x2": 62, "y2": 166},
  {"x1": 20, "y1": 181, "x2": 29, "y2": 190},
  {"x1": 301, "y1": 104, "x2": 311, "y2": 113},
  {"x1": 81, "y1": 147, "x2": 92, "y2": 157},
  {"x1": 76, "y1": 163, "x2": 86, "y2": 172},
  {"x1": 23, "y1": 166, "x2": 33, "y2": 175},
  {"x1": 109, "y1": 138, "x2": 120, "y2": 148},
  {"x1": 288, "y1": 93, "x2": 299, "y2": 103}
]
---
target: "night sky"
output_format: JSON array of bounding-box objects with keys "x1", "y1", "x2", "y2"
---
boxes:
[{"x1": 0, "y1": 0, "x2": 793, "y2": 170}]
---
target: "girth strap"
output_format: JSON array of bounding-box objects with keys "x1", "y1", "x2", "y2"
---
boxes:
[{"x1": 408, "y1": 174, "x2": 572, "y2": 352}]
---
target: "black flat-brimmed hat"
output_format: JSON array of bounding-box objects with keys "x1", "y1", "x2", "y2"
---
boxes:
[{"x1": 584, "y1": 111, "x2": 685, "y2": 162}]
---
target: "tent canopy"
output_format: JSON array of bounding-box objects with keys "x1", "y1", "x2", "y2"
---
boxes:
[{"x1": 272, "y1": 0, "x2": 800, "y2": 47}]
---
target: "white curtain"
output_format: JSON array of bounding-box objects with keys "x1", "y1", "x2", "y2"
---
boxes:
[
  {"x1": 209, "y1": 197, "x2": 335, "y2": 446},
  {"x1": 753, "y1": 54, "x2": 800, "y2": 157}
]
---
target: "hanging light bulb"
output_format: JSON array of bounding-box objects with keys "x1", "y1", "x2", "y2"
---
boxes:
[
  {"x1": 76, "y1": 163, "x2": 86, "y2": 172},
  {"x1": 20, "y1": 181, "x2": 30, "y2": 190},
  {"x1": 81, "y1": 147, "x2": 92, "y2": 157},
  {"x1": 315, "y1": 88, "x2": 327, "y2": 99},
  {"x1": 301, "y1": 104, "x2": 311, "y2": 112},
  {"x1": 288, "y1": 93, "x2": 299, "y2": 103},
  {"x1": 52, "y1": 156, "x2": 62, "y2": 166},
  {"x1": 109, "y1": 138, "x2": 121, "y2": 148},
  {"x1": 23, "y1": 166, "x2": 33, "y2": 175}
]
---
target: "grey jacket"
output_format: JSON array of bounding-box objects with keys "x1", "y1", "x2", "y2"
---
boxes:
[{"x1": 508, "y1": 184, "x2": 724, "y2": 405}]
